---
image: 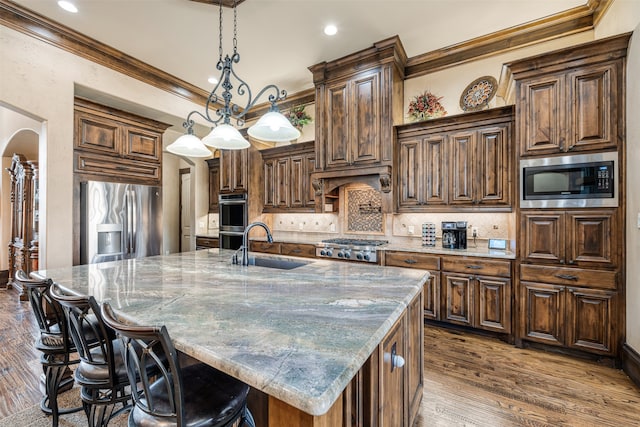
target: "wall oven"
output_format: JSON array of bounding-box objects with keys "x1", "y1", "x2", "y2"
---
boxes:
[
  {"x1": 520, "y1": 151, "x2": 618, "y2": 208},
  {"x1": 218, "y1": 193, "x2": 247, "y2": 250}
]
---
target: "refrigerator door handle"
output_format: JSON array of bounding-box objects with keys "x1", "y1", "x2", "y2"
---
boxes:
[{"x1": 130, "y1": 189, "x2": 137, "y2": 255}]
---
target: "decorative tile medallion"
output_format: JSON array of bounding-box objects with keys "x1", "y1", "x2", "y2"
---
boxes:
[{"x1": 346, "y1": 187, "x2": 383, "y2": 233}]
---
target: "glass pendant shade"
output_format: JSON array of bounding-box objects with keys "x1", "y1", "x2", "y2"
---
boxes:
[
  {"x1": 166, "y1": 134, "x2": 211, "y2": 158},
  {"x1": 202, "y1": 124, "x2": 251, "y2": 150},
  {"x1": 248, "y1": 111, "x2": 301, "y2": 142}
]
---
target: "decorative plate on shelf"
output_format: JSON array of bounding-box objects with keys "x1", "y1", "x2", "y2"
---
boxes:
[{"x1": 459, "y1": 76, "x2": 498, "y2": 112}]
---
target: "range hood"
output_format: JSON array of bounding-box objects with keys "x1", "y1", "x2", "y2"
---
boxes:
[{"x1": 310, "y1": 165, "x2": 393, "y2": 213}]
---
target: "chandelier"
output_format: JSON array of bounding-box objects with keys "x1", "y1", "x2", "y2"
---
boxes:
[{"x1": 167, "y1": 0, "x2": 300, "y2": 157}]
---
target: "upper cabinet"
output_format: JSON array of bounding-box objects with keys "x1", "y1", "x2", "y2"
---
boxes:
[
  {"x1": 309, "y1": 36, "x2": 407, "y2": 172},
  {"x1": 206, "y1": 158, "x2": 220, "y2": 213},
  {"x1": 395, "y1": 106, "x2": 514, "y2": 212},
  {"x1": 73, "y1": 98, "x2": 170, "y2": 185},
  {"x1": 506, "y1": 34, "x2": 630, "y2": 157},
  {"x1": 219, "y1": 148, "x2": 248, "y2": 194},
  {"x1": 261, "y1": 141, "x2": 315, "y2": 212}
]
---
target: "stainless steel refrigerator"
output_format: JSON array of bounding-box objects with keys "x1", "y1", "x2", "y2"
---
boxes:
[{"x1": 80, "y1": 181, "x2": 162, "y2": 264}]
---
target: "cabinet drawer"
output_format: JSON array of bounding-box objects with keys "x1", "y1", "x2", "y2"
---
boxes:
[
  {"x1": 280, "y1": 243, "x2": 316, "y2": 258},
  {"x1": 520, "y1": 264, "x2": 617, "y2": 290},
  {"x1": 74, "y1": 152, "x2": 161, "y2": 184},
  {"x1": 249, "y1": 241, "x2": 281, "y2": 254},
  {"x1": 195, "y1": 237, "x2": 218, "y2": 248},
  {"x1": 385, "y1": 251, "x2": 440, "y2": 270},
  {"x1": 442, "y1": 257, "x2": 511, "y2": 278}
]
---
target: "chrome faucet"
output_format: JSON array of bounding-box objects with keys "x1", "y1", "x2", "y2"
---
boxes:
[{"x1": 233, "y1": 222, "x2": 273, "y2": 266}]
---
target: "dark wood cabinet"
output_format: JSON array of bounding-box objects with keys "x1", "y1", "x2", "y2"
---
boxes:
[
  {"x1": 73, "y1": 97, "x2": 169, "y2": 185},
  {"x1": 441, "y1": 256, "x2": 512, "y2": 334},
  {"x1": 309, "y1": 37, "x2": 406, "y2": 173},
  {"x1": 280, "y1": 243, "x2": 316, "y2": 258},
  {"x1": 384, "y1": 251, "x2": 512, "y2": 335},
  {"x1": 6, "y1": 154, "x2": 38, "y2": 300},
  {"x1": 206, "y1": 158, "x2": 220, "y2": 213},
  {"x1": 219, "y1": 148, "x2": 248, "y2": 194},
  {"x1": 520, "y1": 265, "x2": 617, "y2": 355},
  {"x1": 521, "y1": 209, "x2": 616, "y2": 269},
  {"x1": 195, "y1": 236, "x2": 219, "y2": 249},
  {"x1": 395, "y1": 106, "x2": 513, "y2": 212},
  {"x1": 508, "y1": 34, "x2": 629, "y2": 157},
  {"x1": 261, "y1": 141, "x2": 315, "y2": 212}
]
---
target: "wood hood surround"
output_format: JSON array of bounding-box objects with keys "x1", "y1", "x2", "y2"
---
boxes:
[{"x1": 308, "y1": 36, "x2": 407, "y2": 213}]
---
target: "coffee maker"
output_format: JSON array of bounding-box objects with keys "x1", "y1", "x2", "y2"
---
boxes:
[{"x1": 441, "y1": 221, "x2": 468, "y2": 249}]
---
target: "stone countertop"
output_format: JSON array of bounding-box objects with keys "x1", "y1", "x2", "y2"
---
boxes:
[{"x1": 37, "y1": 249, "x2": 427, "y2": 417}]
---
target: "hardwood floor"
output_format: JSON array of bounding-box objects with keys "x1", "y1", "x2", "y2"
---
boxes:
[{"x1": 2, "y1": 286, "x2": 640, "y2": 426}]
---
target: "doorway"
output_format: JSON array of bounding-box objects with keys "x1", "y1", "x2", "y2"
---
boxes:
[{"x1": 179, "y1": 168, "x2": 192, "y2": 252}]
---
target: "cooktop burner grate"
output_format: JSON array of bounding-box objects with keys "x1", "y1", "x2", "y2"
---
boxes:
[{"x1": 321, "y1": 238, "x2": 388, "y2": 246}]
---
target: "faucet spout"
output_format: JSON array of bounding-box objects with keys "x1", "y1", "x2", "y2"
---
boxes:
[{"x1": 238, "y1": 222, "x2": 273, "y2": 266}]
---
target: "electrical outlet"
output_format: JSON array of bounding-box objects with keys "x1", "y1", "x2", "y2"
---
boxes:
[
  {"x1": 330, "y1": 223, "x2": 336, "y2": 232},
  {"x1": 299, "y1": 222, "x2": 304, "y2": 230},
  {"x1": 637, "y1": 212, "x2": 640, "y2": 229},
  {"x1": 471, "y1": 227, "x2": 479, "y2": 237},
  {"x1": 408, "y1": 225, "x2": 415, "y2": 235}
]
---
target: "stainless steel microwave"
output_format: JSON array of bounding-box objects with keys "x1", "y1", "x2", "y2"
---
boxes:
[{"x1": 520, "y1": 151, "x2": 618, "y2": 208}]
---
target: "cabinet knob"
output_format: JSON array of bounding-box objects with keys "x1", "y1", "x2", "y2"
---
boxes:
[
  {"x1": 559, "y1": 259, "x2": 565, "y2": 264},
  {"x1": 384, "y1": 342, "x2": 405, "y2": 372},
  {"x1": 568, "y1": 259, "x2": 575, "y2": 265}
]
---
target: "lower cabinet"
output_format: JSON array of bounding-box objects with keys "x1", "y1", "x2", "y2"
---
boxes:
[
  {"x1": 195, "y1": 236, "x2": 219, "y2": 249},
  {"x1": 519, "y1": 264, "x2": 617, "y2": 355},
  {"x1": 249, "y1": 241, "x2": 317, "y2": 259},
  {"x1": 344, "y1": 287, "x2": 423, "y2": 427},
  {"x1": 385, "y1": 251, "x2": 512, "y2": 335}
]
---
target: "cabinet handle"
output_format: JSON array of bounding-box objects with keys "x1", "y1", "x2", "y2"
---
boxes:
[
  {"x1": 384, "y1": 342, "x2": 405, "y2": 372},
  {"x1": 291, "y1": 249, "x2": 301, "y2": 253},
  {"x1": 568, "y1": 259, "x2": 575, "y2": 265},
  {"x1": 404, "y1": 259, "x2": 417, "y2": 264},
  {"x1": 555, "y1": 274, "x2": 578, "y2": 281},
  {"x1": 465, "y1": 265, "x2": 482, "y2": 270}
]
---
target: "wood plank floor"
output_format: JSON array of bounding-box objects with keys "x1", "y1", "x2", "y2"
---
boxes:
[{"x1": 2, "y1": 286, "x2": 640, "y2": 426}]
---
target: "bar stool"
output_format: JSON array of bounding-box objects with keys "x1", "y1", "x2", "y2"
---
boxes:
[
  {"x1": 49, "y1": 283, "x2": 133, "y2": 427},
  {"x1": 101, "y1": 302, "x2": 256, "y2": 427},
  {"x1": 16, "y1": 270, "x2": 82, "y2": 427}
]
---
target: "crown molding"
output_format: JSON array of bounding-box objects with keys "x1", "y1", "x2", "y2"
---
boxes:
[{"x1": 0, "y1": 0, "x2": 608, "y2": 106}]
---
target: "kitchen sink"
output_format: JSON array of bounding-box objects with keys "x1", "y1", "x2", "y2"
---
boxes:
[{"x1": 247, "y1": 256, "x2": 310, "y2": 270}]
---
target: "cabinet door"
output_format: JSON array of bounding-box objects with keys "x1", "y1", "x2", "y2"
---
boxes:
[
  {"x1": 350, "y1": 70, "x2": 381, "y2": 165},
  {"x1": 423, "y1": 271, "x2": 440, "y2": 320},
  {"x1": 219, "y1": 149, "x2": 248, "y2": 193},
  {"x1": 379, "y1": 315, "x2": 406, "y2": 427},
  {"x1": 520, "y1": 282, "x2": 565, "y2": 346},
  {"x1": 263, "y1": 159, "x2": 275, "y2": 209},
  {"x1": 75, "y1": 111, "x2": 121, "y2": 156},
  {"x1": 476, "y1": 125, "x2": 510, "y2": 205},
  {"x1": 275, "y1": 158, "x2": 290, "y2": 208},
  {"x1": 123, "y1": 126, "x2": 161, "y2": 162},
  {"x1": 423, "y1": 136, "x2": 447, "y2": 205},
  {"x1": 406, "y1": 290, "x2": 424, "y2": 425},
  {"x1": 442, "y1": 273, "x2": 473, "y2": 327},
  {"x1": 567, "y1": 63, "x2": 619, "y2": 152},
  {"x1": 324, "y1": 80, "x2": 350, "y2": 168},
  {"x1": 304, "y1": 153, "x2": 316, "y2": 208},
  {"x1": 448, "y1": 131, "x2": 475, "y2": 204},
  {"x1": 517, "y1": 74, "x2": 565, "y2": 156},
  {"x1": 208, "y1": 164, "x2": 220, "y2": 213},
  {"x1": 521, "y1": 211, "x2": 565, "y2": 264},
  {"x1": 476, "y1": 277, "x2": 511, "y2": 333},
  {"x1": 290, "y1": 155, "x2": 305, "y2": 208},
  {"x1": 397, "y1": 139, "x2": 422, "y2": 207},
  {"x1": 566, "y1": 288, "x2": 615, "y2": 355},
  {"x1": 566, "y1": 210, "x2": 616, "y2": 269}
]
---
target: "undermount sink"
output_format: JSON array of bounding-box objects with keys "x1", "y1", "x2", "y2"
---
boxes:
[{"x1": 247, "y1": 256, "x2": 310, "y2": 270}]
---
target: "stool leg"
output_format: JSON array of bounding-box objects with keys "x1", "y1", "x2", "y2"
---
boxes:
[{"x1": 40, "y1": 357, "x2": 68, "y2": 427}]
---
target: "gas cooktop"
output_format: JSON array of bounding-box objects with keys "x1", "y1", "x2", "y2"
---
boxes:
[{"x1": 316, "y1": 238, "x2": 388, "y2": 263}]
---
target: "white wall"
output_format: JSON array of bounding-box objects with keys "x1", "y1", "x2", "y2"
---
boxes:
[
  {"x1": 0, "y1": 25, "x2": 209, "y2": 269},
  {"x1": 596, "y1": 0, "x2": 640, "y2": 354}
]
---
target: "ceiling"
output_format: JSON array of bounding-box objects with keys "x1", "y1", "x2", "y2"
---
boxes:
[{"x1": 11, "y1": 0, "x2": 589, "y2": 102}]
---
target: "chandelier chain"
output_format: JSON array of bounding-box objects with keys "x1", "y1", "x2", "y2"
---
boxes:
[
  {"x1": 233, "y1": 0, "x2": 238, "y2": 53},
  {"x1": 218, "y1": 0, "x2": 223, "y2": 61}
]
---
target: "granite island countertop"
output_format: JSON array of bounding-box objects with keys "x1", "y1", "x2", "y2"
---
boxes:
[{"x1": 36, "y1": 249, "x2": 428, "y2": 417}]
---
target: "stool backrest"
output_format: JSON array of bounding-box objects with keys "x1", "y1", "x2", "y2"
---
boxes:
[
  {"x1": 49, "y1": 284, "x2": 118, "y2": 387},
  {"x1": 101, "y1": 302, "x2": 185, "y2": 424}
]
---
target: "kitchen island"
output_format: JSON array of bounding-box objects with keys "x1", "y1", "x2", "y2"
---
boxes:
[{"x1": 35, "y1": 249, "x2": 427, "y2": 427}]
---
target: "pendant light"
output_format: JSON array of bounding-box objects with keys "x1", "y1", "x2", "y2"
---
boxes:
[{"x1": 169, "y1": 0, "x2": 299, "y2": 156}]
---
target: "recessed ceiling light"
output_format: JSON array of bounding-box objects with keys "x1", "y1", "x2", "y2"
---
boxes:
[
  {"x1": 324, "y1": 24, "x2": 337, "y2": 36},
  {"x1": 57, "y1": 1, "x2": 78, "y2": 13},
  {"x1": 208, "y1": 77, "x2": 219, "y2": 85}
]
